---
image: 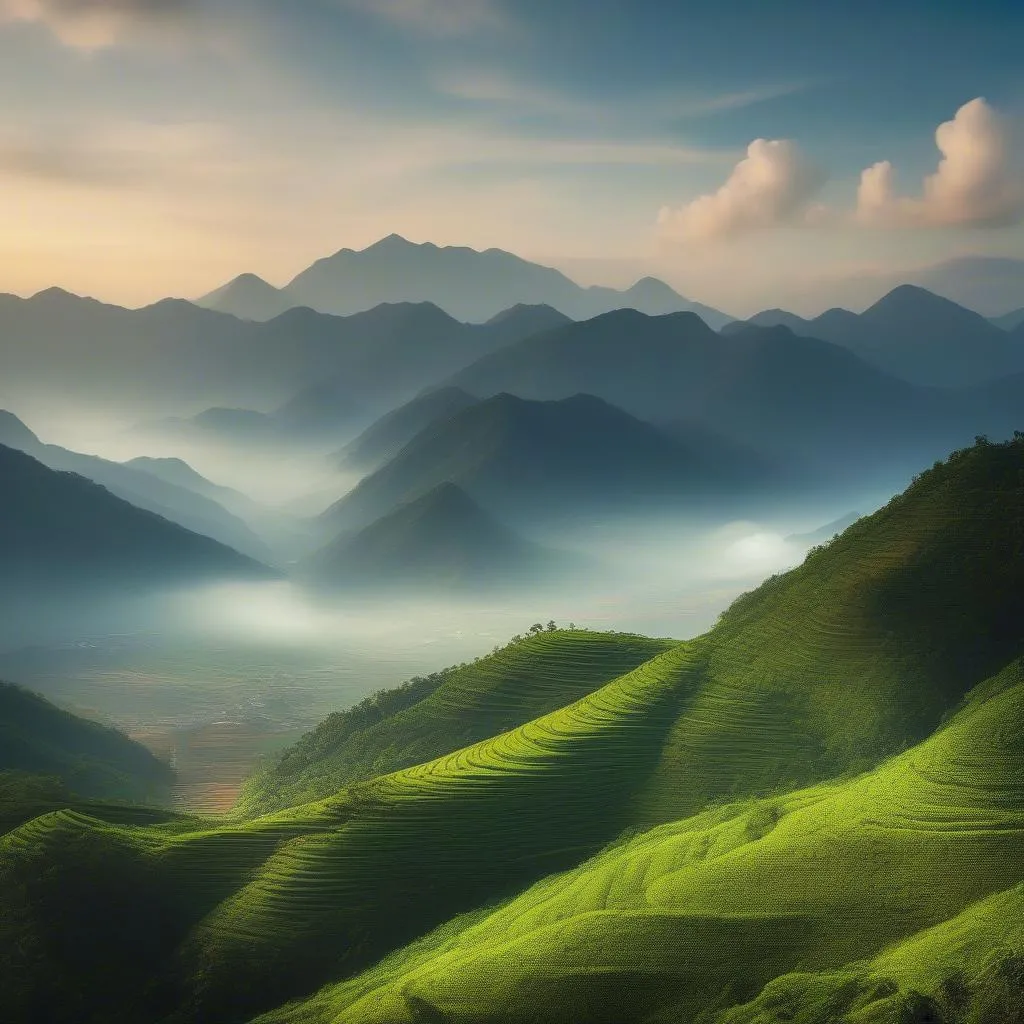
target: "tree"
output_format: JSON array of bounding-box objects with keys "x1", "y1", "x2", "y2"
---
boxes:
[{"x1": 546, "y1": 620, "x2": 557, "y2": 631}]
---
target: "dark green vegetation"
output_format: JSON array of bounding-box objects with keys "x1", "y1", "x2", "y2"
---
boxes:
[
  {"x1": 734, "y1": 285, "x2": 1024, "y2": 386},
  {"x1": 304, "y1": 482, "x2": 561, "y2": 592},
  {"x1": 205, "y1": 233, "x2": 730, "y2": 326},
  {"x1": 5, "y1": 437, "x2": 1024, "y2": 1023},
  {"x1": 320, "y1": 392, "x2": 761, "y2": 534},
  {"x1": 0, "y1": 443, "x2": 272, "y2": 591},
  {"x1": 0, "y1": 681, "x2": 173, "y2": 809}
]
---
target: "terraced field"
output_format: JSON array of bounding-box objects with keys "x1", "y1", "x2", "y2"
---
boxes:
[
  {"x1": 266, "y1": 660, "x2": 1024, "y2": 1024},
  {"x1": 4, "y1": 438, "x2": 1024, "y2": 1024},
  {"x1": 239, "y1": 629, "x2": 676, "y2": 814}
]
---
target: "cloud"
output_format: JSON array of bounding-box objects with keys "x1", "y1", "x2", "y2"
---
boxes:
[
  {"x1": 0, "y1": 0, "x2": 196, "y2": 49},
  {"x1": 855, "y1": 98, "x2": 1024, "y2": 228},
  {"x1": 657, "y1": 138, "x2": 825, "y2": 241},
  {"x1": 340, "y1": 0, "x2": 505, "y2": 37}
]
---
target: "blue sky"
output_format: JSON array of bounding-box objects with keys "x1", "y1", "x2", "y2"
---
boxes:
[{"x1": 0, "y1": 0, "x2": 1021, "y2": 313}]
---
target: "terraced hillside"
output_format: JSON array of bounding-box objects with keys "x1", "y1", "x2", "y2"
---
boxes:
[
  {"x1": 268, "y1": 658, "x2": 1024, "y2": 1024},
  {"x1": 239, "y1": 629, "x2": 676, "y2": 814},
  {"x1": 3, "y1": 437, "x2": 1024, "y2": 1024}
]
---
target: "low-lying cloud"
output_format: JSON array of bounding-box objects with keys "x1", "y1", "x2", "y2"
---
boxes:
[
  {"x1": 657, "y1": 138, "x2": 825, "y2": 241},
  {"x1": 856, "y1": 98, "x2": 1024, "y2": 229}
]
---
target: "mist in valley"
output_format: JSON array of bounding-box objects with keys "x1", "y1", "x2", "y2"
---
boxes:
[{"x1": 0, "y1": 409, "x2": 891, "y2": 811}]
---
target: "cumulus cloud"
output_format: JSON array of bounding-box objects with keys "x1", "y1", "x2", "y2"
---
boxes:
[
  {"x1": 856, "y1": 98, "x2": 1024, "y2": 228},
  {"x1": 0, "y1": 0, "x2": 195, "y2": 49},
  {"x1": 657, "y1": 138, "x2": 825, "y2": 241}
]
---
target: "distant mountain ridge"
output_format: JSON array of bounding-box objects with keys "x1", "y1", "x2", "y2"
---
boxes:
[
  {"x1": 732, "y1": 284, "x2": 1024, "y2": 386},
  {"x1": 305, "y1": 482, "x2": 556, "y2": 591},
  {"x1": 0, "y1": 411, "x2": 273, "y2": 562},
  {"x1": 0, "y1": 444, "x2": 272, "y2": 592},
  {"x1": 197, "y1": 234, "x2": 733, "y2": 327},
  {"x1": 321, "y1": 391, "x2": 765, "y2": 536}
]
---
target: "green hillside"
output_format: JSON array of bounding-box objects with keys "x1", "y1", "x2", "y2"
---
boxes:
[
  {"x1": 0, "y1": 681, "x2": 173, "y2": 807},
  {"x1": 2, "y1": 437, "x2": 1024, "y2": 1024},
  {"x1": 238, "y1": 629, "x2": 676, "y2": 814},
  {"x1": 268, "y1": 657, "x2": 1024, "y2": 1024}
]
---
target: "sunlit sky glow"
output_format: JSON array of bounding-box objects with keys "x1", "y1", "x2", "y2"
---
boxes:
[{"x1": 1, "y1": 0, "x2": 1022, "y2": 314}]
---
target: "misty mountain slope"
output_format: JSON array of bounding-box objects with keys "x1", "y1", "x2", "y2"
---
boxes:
[
  {"x1": 279, "y1": 234, "x2": 732, "y2": 326},
  {"x1": 333, "y1": 387, "x2": 478, "y2": 471},
  {"x1": 0, "y1": 681, "x2": 172, "y2": 806},
  {"x1": 784, "y1": 510, "x2": 861, "y2": 545},
  {"x1": 0, "y1": 443, "x2": 274, "y2": 590},
  {"x1": 124, "y1": 456, "x2": 259, "y2": 514},
  {"x1": 283, "y1": 659, "x2": 1024, "y2": 1024},
  {"x1": 991, "y1": 305, "x2": 1024, "y2": 330},
  {"x1": 304, "y1": 482, "x2": 562, "y2": 591},
  {"x1": 0, "y1": 410, "x2": 273, "y2": 562},
  {"x1": 445, "y1": 310, "x2": 961, "y2": 477},
  {"x1": 196, "y1": 272, "x2": 291, "y2": 321},
  {"x1": 238, "y1": 629, "x2": 676, "y2": 815},
  {"x1": 0, "y1": 289, "x2": 565, "y2": 421},
  {"x1": 320, "y1": 391, "x2": 747, "y2": 534},
  {"x1": 737, "y1": 285, "x2": 1024, "y2": 386},
  {"x1": 5, "y1": 439, "x2": 1024, "y2": 1024}
]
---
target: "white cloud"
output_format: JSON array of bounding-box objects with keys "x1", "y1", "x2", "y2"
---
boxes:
[
  {"x1": 0, "y1": 0, "x2": 195, "y2": 48},
  {"x1": 657, "y1": 138, "x2": 825, "y2": 241},
  {"x1": 855, "y1": 98, "x2": 1024, "y2": 228},
  {"x1": 341, "y1": 0, "x2": 505, "y2": 37}
]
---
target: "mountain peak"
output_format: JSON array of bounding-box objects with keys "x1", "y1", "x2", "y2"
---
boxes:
[
  {"x1": 864, "y1": 283, "x2": 981, "y2": 320},
  {"x1": 0, "y1": 410, "x2": 40, "y2": 450}
]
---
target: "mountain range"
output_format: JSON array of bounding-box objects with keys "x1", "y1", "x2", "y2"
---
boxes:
[
  {"x1": 0, "y1": 444, "x2": 272, "y2": 593},
  {"x1": 319, "y1": 392, "x2": 764, "y2": 536},
  {"x1": 197, "y1": 234, "x2": 733, "y2": 327},
  {"x1": 6, "y1": 436, "x2": 1024, "y2": 1024},
  {"x1": 0, "y1": 290, "x2": 572, "y2": 421},
  {"x1": 0, "y1": 412, "x2": 273, "y2": 562},
  {"x1": 441, "y1": 308, "x2": 994, "y2": 484},
  {"x1": 735, "y1": 284, "x2": 1024, "y2": 386}
]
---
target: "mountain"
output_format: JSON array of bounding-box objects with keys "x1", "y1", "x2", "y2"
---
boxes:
[
  {"x1": 202, "y1": 234, "x2": 732, "y2": 326},
  {"x1": 0, "y1": 681, "x2": 172, "y2": 806},
  {"x1": 124, "y1": 456, "x2": 255, "y2": 512},
  {"x1": 734, "y1": 285, "x2": 1024, "y2": 386},
  {"x1": 195, "y1": 273, "x2": 290, "y2": 321},
  {"x1": 0, "y1": 443, "x2": 273, "y2": 593},
  {"x1": 0, "y1": 290, "x2": 565, "y2": 422},
  {"x1": 0, "y1": 411, "x2": 272, "y2": 562},
  {"x1": 991, "y1": 305, "x2": 1024, "y2": 331},
  {"x1": 320, "y1": 392, "x2": 746, "y2": 535},
  {"x1": 332, "y1": 386, "x2": 478, "y2": 472},
  {"x1": 446, "y1": 309, "x2": 974, "y2": 481},
  {"x1": 305, "y1": 482, "x2": 560, "y2": 591},
  {"x1": 784, "y1": 510, "x2": 861, "y2": 545},
  {"x1": 5, "y1": 437, "x2": 1024, "y2": 1024},
  {"x1": 796, "y1": 254, "x2": 1024, "y2": 317}
]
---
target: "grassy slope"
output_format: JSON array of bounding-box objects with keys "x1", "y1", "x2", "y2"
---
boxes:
[
  {"x1": 0, "y1": 681, "x2": 173, "y2": 805},
  {"x1": 238, "y1": 630, "x2": 675, "y2": 815},
  {"x1": 263, "y1": 658, "x2": 1024, "y2": 1024},
  {"x1": 3, "y1": 438, "x2": 1024, "y2": 1024}
]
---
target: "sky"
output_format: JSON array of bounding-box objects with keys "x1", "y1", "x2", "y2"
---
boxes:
[{"x1": 1, "y1": 0, "x2": 1022, "y2": 315}]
